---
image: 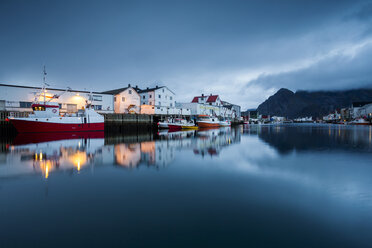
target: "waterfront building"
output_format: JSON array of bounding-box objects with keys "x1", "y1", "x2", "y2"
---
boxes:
[
  {"x1": 136, "y1": 85, "x2": 190, "y2": 115},
  {"x1": 0, "y1": 83, "x2": 114, "y2": 114},
  {"x1": 178, "y1": 93, "x2": 239, "y2": 118},
  {"x1": 101, "y1": 84, "x2": 141, "y2": 114}
]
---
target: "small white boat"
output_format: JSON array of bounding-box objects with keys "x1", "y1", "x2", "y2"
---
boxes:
[
  {"x1": 219, "y1": 119, "x2": 231, "y2": 127},
  {"x1": 349, "y1": 118, "x2": 370, "y2": 125}
]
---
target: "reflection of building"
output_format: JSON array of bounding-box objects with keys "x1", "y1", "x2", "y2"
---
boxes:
[
  {"x1": 114, "y1": 143, "x2": 141, "y2": 168},
  {"x1": 192, "y1": 127, "x2": 241, "y2": 157},
  {"x1": 0, "y1": 137, "x2": 105, "y2": 179}
]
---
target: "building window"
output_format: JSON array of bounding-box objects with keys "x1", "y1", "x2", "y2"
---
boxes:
[
  {"x1": 170, "y1": 103, "x2": 172, "y2": 107},
  {"x1": 122, "y1": 97, "x2": 125, "y2": 102},
  {"x1": 170, "y1": 96, "x2": 172, "y2": 100},
  {"x1": 149, "y1": 95, "x2": 152, "y2": 98},
  {"x1": 157, "y1": 107, "x2": 160, "y2": 109},
  {"x1": 93, "y1": 105, "x2": 102, "y2": 110},
  {"x1": 158, "y1": 95, "x2": 161, "y2": 98},
  {"x1": 129, "y1": 90, "x2": 132, "y2": 94},
  {"x1": 114, "y1": 96, "x2": 117, "y2": 102},
  {"x1": 20, "y1": 101, "x2": 32, "y2": 108},
  {"x1": 143, "y1": 95, "x2": 145, "y2": 99},
  {"x1": 92, "y1": 95, "x2": 102, "y2": 101},
  {"x1": 162, "y1": 89, "x2": 164, "y2": 93},
  {"x1": 209, "y1": 103, "x2": 212, "y2": 105}
]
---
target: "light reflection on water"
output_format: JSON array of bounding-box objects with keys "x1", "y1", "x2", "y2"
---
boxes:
[{"x1": 1, "y1": 124, "x2": 372, "y2": 247}]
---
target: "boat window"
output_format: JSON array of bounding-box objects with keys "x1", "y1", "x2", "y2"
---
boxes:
[{"x1": 33, "y1": 106, "x2": 45, "y2": 111}]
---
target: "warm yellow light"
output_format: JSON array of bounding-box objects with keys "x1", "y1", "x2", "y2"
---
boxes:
[
  {"x1": 76, "y1": 93, "x2": 80, "y2": 96},
  {"x1": 45, "y1": 165, "x2": 49, "y2": 179},
  {"x1": 39, "y1": 152, "x2": 43, "y2": 161},
  {"x1": 69, "y1": 151, "x2": 87, "y2": 170}
]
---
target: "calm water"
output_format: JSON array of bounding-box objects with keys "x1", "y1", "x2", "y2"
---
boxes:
[{"x1": 1, "y1": 124, "x2": 372, "y2": 247}]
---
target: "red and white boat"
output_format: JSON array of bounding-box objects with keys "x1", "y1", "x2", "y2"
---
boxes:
[
  {"x1": 196, "y1": 115, "x2": 220, "y2": 128},
  {"x1": 8, "y1": 83, "x2": 104, "y2": 133},
  {"x1": 9, "y1": 102, "x2": 104, "y2": 133}
]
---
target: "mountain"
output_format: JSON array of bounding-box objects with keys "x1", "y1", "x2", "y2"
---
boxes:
[{"x1": 257, "y1": 88, "x2": 372, "y2": 118}]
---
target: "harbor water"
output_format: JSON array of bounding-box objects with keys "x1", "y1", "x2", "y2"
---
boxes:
[{"x1": 1, "y1": 124, "x2": 372, "y2": 247}]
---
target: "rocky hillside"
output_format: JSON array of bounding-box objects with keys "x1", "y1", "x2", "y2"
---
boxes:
[{"x1": 257, "y1": 88, "x2": 372, "y2": 118}]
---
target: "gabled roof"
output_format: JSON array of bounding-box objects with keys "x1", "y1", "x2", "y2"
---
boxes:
[
  {"x1": 0, "y1": 83, "x2": 112, "y2": 95},
  {"x1": 137, "y1": 86, "x2": 165, "y2": 93},
  {"x1": 192, "y1": 95, "x2": 219, "y2": 103},
  {"x1": 101, "y1": 87, "x2": 131, "y2": 95}
]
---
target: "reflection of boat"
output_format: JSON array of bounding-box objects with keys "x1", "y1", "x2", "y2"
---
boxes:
[
  {"x1": 12, "y1": 131, "x2": 104, "y2": 145},
  {"x1": 197, "y1": 115, "x2": 220, "y2": 128}
]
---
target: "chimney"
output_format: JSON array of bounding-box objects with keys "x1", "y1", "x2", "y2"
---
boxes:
[
  {"x1": 156, "y1": 85, "x2": 158, "y2": 88},
  {"x1": 135, "y1": 85, "x2": 138, "y2": 89},
  {"x1": 128, "y1": 84, "x2": 131, "y2": 87},
  {"x1": 210, "y1": 93, "x2": 212, "y2": 96},
  {"x1": 147, "y1": 87, "x2": 149, "y2": 90},
  {"x1": 202, "y1": 93, "x2": 204, "y2": 97}
]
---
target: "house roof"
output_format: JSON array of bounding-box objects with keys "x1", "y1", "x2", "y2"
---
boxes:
[
  {"x1": 0, "y1": 83, "x2": 112, "y2": 95},
  {"x1": 192, "y1": 95, "x2": 219, "y2": 103},
  {"x1": 101, "y1": 87, "x2": 130, "y2": 95},
  {"x1": 137, "y1": 86, "x2": 165, "y2": 93}
]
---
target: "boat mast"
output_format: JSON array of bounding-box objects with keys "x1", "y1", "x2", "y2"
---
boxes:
[{"x1": 43, "y1": 66, "x2": 47, "y2": 104}]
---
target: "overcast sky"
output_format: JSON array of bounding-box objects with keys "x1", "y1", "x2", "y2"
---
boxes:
[{"x1": 1, "y1": 0, "x2": 372, "y2": 109}]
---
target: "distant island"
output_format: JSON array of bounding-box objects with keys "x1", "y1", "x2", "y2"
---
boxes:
[{"x1": 257, "y1": 88, "x2": 372, "y2": 119}]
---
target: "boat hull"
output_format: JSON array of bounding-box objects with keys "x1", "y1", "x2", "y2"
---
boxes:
[
  {"x1": 168, "y1": 124, "x2": 182, "y2": 131},
  {"x1": 10, "y1": 119, "x2": 104, "y2": 133},
  {"x1": 197, "y1": 122, "x2": 220, "y2": 128}
]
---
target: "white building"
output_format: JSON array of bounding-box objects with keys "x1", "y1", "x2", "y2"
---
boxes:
[
  {"x1": 138, "y1": 86, "x2": 175, "y2": 107},
  {"x1": 0, "y1": 83, "x2": 114, "y2": 114},
  {"x1": 178, "y1": 94, "x2": 237, "y2": 117},
  {"x1": 136, "y1": 85, "x2": 190, "y2": 115},
  {"x1": 101, "y1": 85, "x2": 141, "y2": 114}
]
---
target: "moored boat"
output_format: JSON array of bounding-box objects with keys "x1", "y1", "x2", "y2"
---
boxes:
[
  {"x1": 8, "y1": 83, "x2": 104, "y2": 133},
  {"x1": 219, "y1": 119, "x2": 231, "y2": 127},
  {"x1": 9, "y1": 102, "x2": 104, "y2": 133},
  {"x1": 196, "y1": 115, "x2": 220, "y2": 128},
  {"x1": 349, "y1": 118, "x2": 370, "y2": 125}
]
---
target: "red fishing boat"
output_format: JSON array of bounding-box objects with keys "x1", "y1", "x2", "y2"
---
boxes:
[{"x1": 8, "y1": 82, "x2": 104, "y2": 133}]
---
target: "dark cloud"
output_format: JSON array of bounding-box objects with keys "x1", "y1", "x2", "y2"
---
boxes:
[{"x1": 0, "y1": 0, "x2": 372, "y2": 109}]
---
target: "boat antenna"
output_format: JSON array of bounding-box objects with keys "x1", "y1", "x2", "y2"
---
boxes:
[{"x1": 42, "y1": 66, "x2": 49, "y2": 104}]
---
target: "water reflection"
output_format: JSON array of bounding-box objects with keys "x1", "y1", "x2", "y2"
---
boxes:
[
  {"x1": 1, "y1": 125, "x2": 372, "y2": 247},
  {"x1": 0, "y1": 127, "x2": 241, "y2": 178}
]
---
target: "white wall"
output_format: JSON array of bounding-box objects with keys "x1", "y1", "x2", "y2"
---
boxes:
[
  {"x1": 0, "y1": 84, "x2": 114, "y2": 113},
  {"x1": 114, "y1": 87, "x2": 140, "y2": 113},
  {"x1": 139, "y1": 86, "x2": 175, "y2": 108}
]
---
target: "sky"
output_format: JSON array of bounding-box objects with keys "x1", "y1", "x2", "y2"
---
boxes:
[{"x1": 1, "y1": 0, "x2": 372, "y2": 110}]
